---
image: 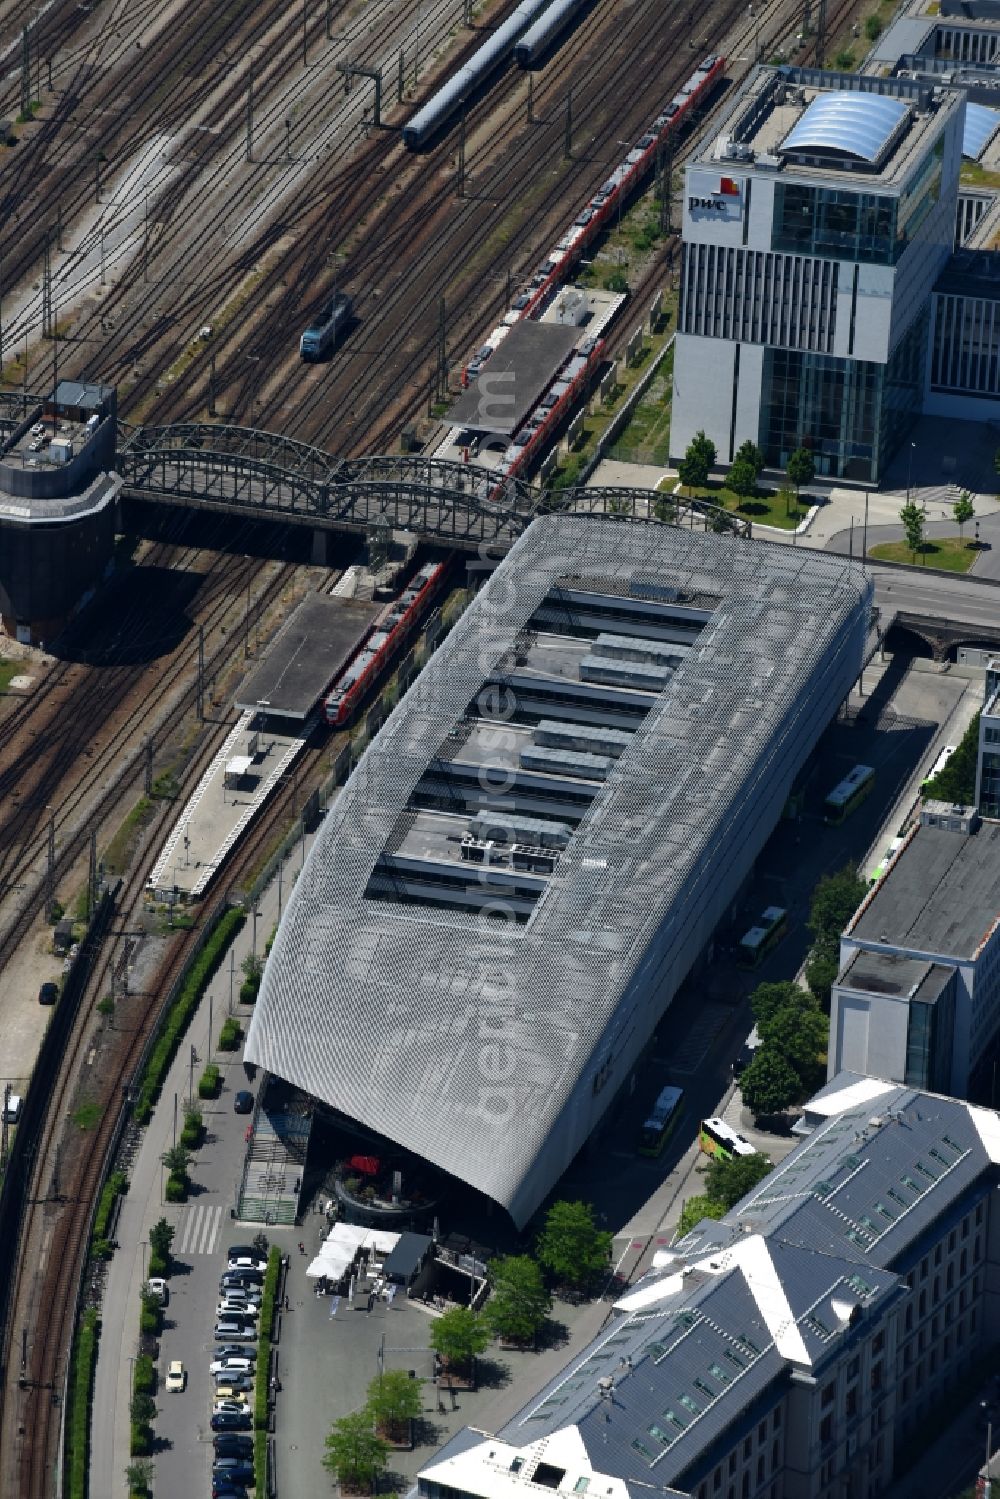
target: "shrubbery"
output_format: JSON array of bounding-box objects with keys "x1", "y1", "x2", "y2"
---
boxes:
[
  {"x1": 66, "y1": 1309, "x2": 100, "y2": 1499},
  {"x1": 198, "y1": 1063, "x2": 221, "y2": 1098},
  {"x1": 218, "y1": 1017, "x2": 242, "y2": 1052},
  {"x1": 133, "y1": 908, "x2": 245, "y2": 1124}
]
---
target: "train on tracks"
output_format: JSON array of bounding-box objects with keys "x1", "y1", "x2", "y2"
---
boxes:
[
  {"x1": 403, "y1": 0, "x2": 552, "y2": 148},
  {"x1": 449, "y1": 53, "x2": 725, "y2": 501},
  {"x1": 323, "y1": 561, "x2": 448, "y2": 726},
  {"x1": 514, "y1": 0, "x2": 589, "y2": 67}
]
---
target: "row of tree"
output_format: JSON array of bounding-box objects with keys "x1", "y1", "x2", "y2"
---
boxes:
[
  {"x1": 740, "y1": 865, "x2": 867, "y2": 1118},
  {"x1": 899, "y1": 491, "x2": 975, "y2": 560},
  {"x1": 677, "y1": 430, "x2": 816, "y2": 504},
  {"x1": 922, "y1": 710, "x2": 982, "y2": 806}
]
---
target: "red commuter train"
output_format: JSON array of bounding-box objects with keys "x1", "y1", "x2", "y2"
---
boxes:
[{"x1": 323, "y1": 562, "x2": 448, "y2": 728}]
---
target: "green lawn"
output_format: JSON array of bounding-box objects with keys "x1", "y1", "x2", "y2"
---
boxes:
[
  {"x1": 0, "y1": 659, "x2": 19, "y2": 693},
  {"x1": 678, "y1": 482, "x2": 806, "y2": 532},
  {"x1": 868, "y1": 534, "x2": 978, "y2": 573}
]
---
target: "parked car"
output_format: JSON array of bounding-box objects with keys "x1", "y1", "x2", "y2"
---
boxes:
[
  {"x1": 38, "y1": 982, "x2": 58, "y2": 1005},
  {"x1": 221, "y1": 1269, "x2": 263, "y2": 1288},
  {"x1": 214, "y1": 1435, "x2": 254, "y2": 1457},
  {"x1": 226, "y1": 1244, "x2": 260, "y2": 1261},
  {"x1": 165, "y1": 1360, "x2": 186, "y2": 1393},
  {"x1": 234, "y1": 1090, "x2": 254, "y2": 1114},
  {"x1": 212, "y1": 1482, "x2": 250, "y2": 1499},
  {"x1": 227, "y1": 1255, "x2": 267, "y2": 1272},
  {"x1": 210, "y1": 1357, "x2": 255, "y2": 1376},
  {"x1": 213, "y1": 1458, "x2": 255, "y2": 1480},
  {"x1": 213, "y1": 1345, "x2": 252, "y2": 1359},
  {"x1": 211, "y1": 1412, "x2": 252, "y2": 1432},
  {"x1": 217, "y1": 1301, "x2": 259, "y2": 1320},
  {"x1": 146, "y1": 1278, "x2": 168, "y2": 1305},
  {"x1": 214, "y1": 1398, "x2": 250, "y2": 1415},
  {"x1": 215, "y1": 1377, "x2": 254, "y2": 1398},
  {"x1": 214, "y1": 1322, "x2": 257, "y2": 1340}
]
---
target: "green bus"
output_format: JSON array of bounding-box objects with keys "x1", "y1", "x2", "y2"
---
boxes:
[
  {"x1": 824, "y1": 765, "x2": 875, "y2": 824},
  {"x1": 638, "y1": 1085, "x2": 685, "y2": 1157}
]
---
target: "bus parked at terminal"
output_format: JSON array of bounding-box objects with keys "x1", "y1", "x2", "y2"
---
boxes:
[
  {"x1": 736, "y1": 906, "x2": 787, "y2": 968},
  {"x1": 638, "y1": 1085, "x2": 685, "y2": 1157},
  {"x1": 824, "y1": 764, "x2": 874, "y2": 824}
]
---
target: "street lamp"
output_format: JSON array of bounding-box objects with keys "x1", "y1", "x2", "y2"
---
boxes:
[{"x1": 907, "y1": 440, "x2": 916, "y2": 507}]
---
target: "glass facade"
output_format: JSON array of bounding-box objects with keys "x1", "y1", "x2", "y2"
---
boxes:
[
  {"x1": 759, "y1": 310, "x2": 927, "y2": 481},
  {"x1": 904, "y1": 979, "x2": 954, "y2": 1093},
  {"x1": 980, "y1": 750, "x2": 1000, "y2": 818},
  {"x1": 773, "y1": 183, "x2": 897, "y2": 263},
  {"x1": 771, "y1": 140, "x2": 943, "y2": 265}
]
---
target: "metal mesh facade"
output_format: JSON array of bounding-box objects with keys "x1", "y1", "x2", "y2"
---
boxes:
[{"x1": 246, "y1": 517, "x2": 872, "y2": 1227}]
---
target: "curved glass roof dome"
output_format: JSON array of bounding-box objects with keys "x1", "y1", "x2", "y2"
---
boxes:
[
  {"x1": 963, "y1": 102, "x2": 1000, "y2": 161},
  {"x1": 781, "y1": 92, "x2": 911, "y2": 163}
]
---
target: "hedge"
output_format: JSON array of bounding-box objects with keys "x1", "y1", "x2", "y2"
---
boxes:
[
  {"x1": 66, "y1": 1309, "x2": 100, "y2": 1499},
  {"x1": 255, "y1": 1245, "x2": 282, "y2": 1492},
  {"x1": 134, "y1": 1353, "x2": 155, "y2": 1394},
  {"x1": 218, "y1": 1017, "x2": 242, "y2": 1051},
  {"x1": 90, "y1": 1169, "x2": 127, "y2": 1258},
  {"x1": 133, "y1": 907, "x2": 245, "y2": 1124},
  {"x1": 198, "y1": 1063, "x2": 221, "y2": 1099},
  {"x1": 148, "y1": 1249, "x2": 168, "y2": 1279},
  {"x1": 180, "y1": 1108, "x2": 203, "y2": 1149},
  {"x1": 165, "y1": 1172, "x2": 187, "y2": 1203}
]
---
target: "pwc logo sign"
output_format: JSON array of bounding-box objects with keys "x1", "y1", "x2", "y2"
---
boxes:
[{"x1": 688, "y1": 173, "x2": 743, "y2": 220}]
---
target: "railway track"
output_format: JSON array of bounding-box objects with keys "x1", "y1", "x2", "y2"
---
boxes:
[
  {"x1": 0, "y1": 572, "x2": 345, "y2": 1497},
  {"x1": 0, "y1": 543, "x2": 298, "y2": 973}
]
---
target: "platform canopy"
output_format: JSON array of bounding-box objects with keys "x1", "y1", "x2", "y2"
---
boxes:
[
  {"x1": 448, "y1": 320, "x2": 578, "y2": 436},
  {"x1": 236, "y1": 592, "x2": 380, "y2": 721}
]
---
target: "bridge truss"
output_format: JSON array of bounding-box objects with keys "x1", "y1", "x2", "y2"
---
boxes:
[{"x1": 116, "y1": 423, "x2": 750, "y2": 547}]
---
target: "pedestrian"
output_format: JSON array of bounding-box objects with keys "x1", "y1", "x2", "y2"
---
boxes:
[
  {"x1": 284, "y1": 1294, "x2": 290, "y2": 1311},
  {"x1": 367, "y1": 1291, "x2": 375, "y2": 1314},
  {"x1": 298, "y1": 1241, "x2": 305, "y2": 1254}
]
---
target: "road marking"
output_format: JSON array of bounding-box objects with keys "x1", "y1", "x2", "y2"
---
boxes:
[{"x1": 176, "y1": 1203, "x2": 223, "y2": 1256}]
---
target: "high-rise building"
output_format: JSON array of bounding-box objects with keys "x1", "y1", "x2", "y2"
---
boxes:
[{"x1": 671, "y1": 67, "x2": 964, "y2": 481}]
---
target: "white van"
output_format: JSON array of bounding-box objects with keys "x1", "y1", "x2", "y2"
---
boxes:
[{"x1": 2, "y1": 1094, "x2": 22, "y2": 1125}]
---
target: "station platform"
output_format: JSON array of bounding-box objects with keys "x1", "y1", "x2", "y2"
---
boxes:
[
  {"x1": 236, "y1": 592, "x2": 380, "y2": 722},
  {"x1": 147, "y1": 708, "x2": 306, "y2": 900}
]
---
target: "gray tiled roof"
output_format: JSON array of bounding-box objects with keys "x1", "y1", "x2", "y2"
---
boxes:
[{"x1": 492, "y1": 1075, "x2": 997, "y2": 1493}]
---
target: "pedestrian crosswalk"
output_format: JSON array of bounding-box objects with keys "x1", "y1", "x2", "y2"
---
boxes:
[{"x1": 175, "y1": 1203, "x2": 224, "y2": 1257}]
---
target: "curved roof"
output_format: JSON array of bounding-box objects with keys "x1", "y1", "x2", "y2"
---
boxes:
[
  {"x1": 963, "y1": 102, "x2": 1000, "y2": 161},
  {"x1": 781, "y1": 92, "x2": 910, "y2": 163},
  {"x1": 245, "y1": 516, "x2": 871, "y2": 1227}
]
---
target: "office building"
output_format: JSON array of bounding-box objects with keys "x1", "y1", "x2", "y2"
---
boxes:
[
  {"x1": 671, "y1": 66, "x2": 964, "y2": 480},
  {"x1": 246, "y1": 516, "x2": 871, "y2": 1228},
  {"x1": 976, "y1": 657, "x2": 1000, "y2": 816},
  {"x1": 417, "y1": 1071, "x2": 1000, "y2": 1499}
]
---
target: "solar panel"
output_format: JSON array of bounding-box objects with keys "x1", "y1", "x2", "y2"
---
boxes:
[
  {"x1": 781, "y1": 92, "x2": 911, "y2": 163},
  {"x1": 963, "y1": 103, "x2": 1000, "y2": 161}
]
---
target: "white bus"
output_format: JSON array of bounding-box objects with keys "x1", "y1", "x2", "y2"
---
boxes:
[{"x1": 699, "y1": 1117, "x2": 759, "y2": 1160}]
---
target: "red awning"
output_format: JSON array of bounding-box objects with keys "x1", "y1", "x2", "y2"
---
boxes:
[{"x1": 348, "y1": 1154, "x2": 380, "y2": 1176}]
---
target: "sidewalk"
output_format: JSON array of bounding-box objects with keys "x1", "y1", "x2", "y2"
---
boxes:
[{"x1": 90, "y1": 825, "x2": 318, "y2": 1499}]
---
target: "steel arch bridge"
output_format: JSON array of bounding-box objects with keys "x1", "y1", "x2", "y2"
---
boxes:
[{"x1": 116, "y1": 422, "x2": 750, "y2": 546}]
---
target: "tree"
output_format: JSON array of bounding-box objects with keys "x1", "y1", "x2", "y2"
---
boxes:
[
  {"x1": 924, "y1": 711, "x2": 982, "y2": 804},
  {"x1": 759, "y1": 998, "x2": 828, "y2": 1094},
  {"x1": 727, "y1": 457, "x2": 759, "y2": 500},
  {"x1": 899, "y1": 499, "x2": 925, "y2": 561},
  {"x1": 483, "y1": 1255, "x2": 552, "y2": 1346},
  {"x1": 149, "y1": 1217, "x2": 174, "y2": 1261},
  {"x1": 676, "y1": 1195, "x2": 726, "y2": 1238},
  {"x1": 808, "y1": 865, "x2": 867, "y2": 953},
  {"x1": 864, "y1": 13, "x2": 883, "y2": 39},
  {"x1": 777, "y1": 485, "x2": 798, "y2": 518},
  {"x1": 159, "y1": 1143, "x2": 191, "y2": 1179},
  {"x1": 750, "y1": 981, "x2": 805, "y2": 1032},
  {"x1": 703, "y1": 1151, "x2": 774, "y2": 1210},
  {"x1": 734, "y1": 439, "x2": 764, "y2": 478},
  {"x1": 678, "y1": 430, "x2": 716, "y2": 492},
  {"x1": 535, "y1": 1200, "x2": 612, "y2": 1292},
  {"x1": 653, "y1": 494, "x2": 677, "y2": 524},
  {"x1": 366, "y1": 1369, "x2": 424, "y2": 1443},
  {"x1": 786, "y1": 446, "x2": 815, "y2": 498},
  {"x1": 806, "y1": 864, "x2": 866, "y2": 1007},
  {"x1": 429, "y1": 1306, "x2": 489, "y2": 1373},
  {"x1": 953, "y1": 490, "x2": 975, "y2": 541},
  {"x1": 125, "y1": 1458, "x2": 154, "y2": 1496},
  {"x1": 323, "y1": 1411, "x2": 389, "y2": 1493},
  {"x1": 740, "y1": 1048, "x2": 801, "y2": 1117}
]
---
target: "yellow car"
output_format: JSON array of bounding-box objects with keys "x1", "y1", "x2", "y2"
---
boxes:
[
  {"x1": 214, "y1": 1382, "x2": 250, "y2": 1402},
  {"x1": 165, "y1": 1360, "x2": 186, "y2": 1393}
]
